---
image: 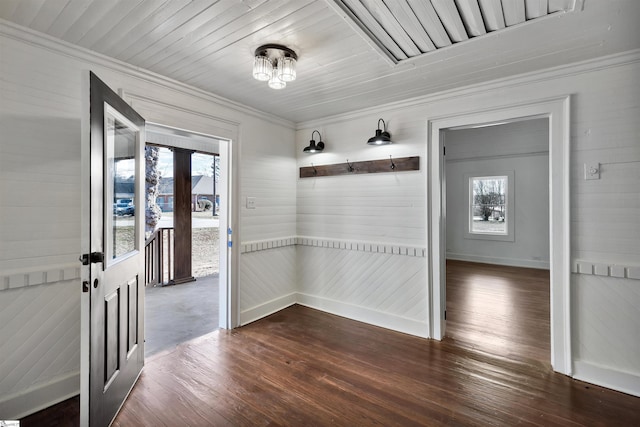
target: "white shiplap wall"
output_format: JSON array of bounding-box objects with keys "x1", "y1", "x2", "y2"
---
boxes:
[
  {"x1": 296, "y1": 51, "x2": 640, "y2": 396},
  {"x1": 0, "y1": 23, "x2": 297, "y2": 419}
]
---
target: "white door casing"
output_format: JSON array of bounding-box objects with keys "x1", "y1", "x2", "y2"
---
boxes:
[
  {"x1": 118, "y1": 90, "x2": 240, "y2": 329},
  {"x1": 427, "y1": 96, "x2": 572, "y2": 375}
]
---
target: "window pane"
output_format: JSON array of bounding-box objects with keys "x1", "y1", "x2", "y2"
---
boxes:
[
  {"x1": 106, "y1": 110, "x2": 138, "y2": 260},
  {"x1": 470, "y1": 176, "x2": 507, "y2": 235}
]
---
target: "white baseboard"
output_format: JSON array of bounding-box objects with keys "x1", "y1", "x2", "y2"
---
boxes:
[
  {"x1": 240, "y1": 293, "x2": 297, "y2": 326},
  {"x1": 0, "y1": 371, "x2": 79, "y2": 420},
  {"x1": 573, "y1": 360, "x2": 640, "y2": 397},
  {"x1": 446, "y1": 252, "x2": 550, "y2": 269},
  {"x1": 296, "y1": 293, "x2": 429, "y2": 338}
]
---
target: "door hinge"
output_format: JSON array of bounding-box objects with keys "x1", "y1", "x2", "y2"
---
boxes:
[
  {"x1": 79, "y1": 252, "x2": 105, "y2": 265},
  {"x1": 444, "y1": 310, "x2": 447, "y2": 320},
  {"x1": 443, "y1": 146, "x2": 446, "y2": 156}
]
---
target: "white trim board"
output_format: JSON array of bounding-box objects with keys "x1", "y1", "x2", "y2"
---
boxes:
[
  {"x1": 428, "y1": 96, "x2": 572, "y2": 376},
  {"x1": 0, "y1": 371, "x2": 79, "y2": 420},
  {"x1": 240, "y1": 293, "x2": 297, "y2": 326},
  {"x1": 573, "y1": 361, "x2": 640, "y2": 398},
  {"x1": 573, "y1": 260, "x2": 640, "y2": 280},
  {"x1": 117, "y1": 91, "x2": 241, "y2": 331},
  {"x1": 0, "y1": 265, "x2": 79, "y2": 291},
  {"x1": 446, "y1": 253, "x2": 550, "y2": 270},
  {"x1": 296, "y1": 293, "x2": 429, "y2": 338}
]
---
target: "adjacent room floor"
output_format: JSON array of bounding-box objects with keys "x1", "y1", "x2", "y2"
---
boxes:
[{"x1": 445, "y1": 259, "x2": 551, "y2": 365}]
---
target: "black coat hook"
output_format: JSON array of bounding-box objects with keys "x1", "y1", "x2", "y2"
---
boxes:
[
  {"x1": 389, "y1": 155, "x2": 396, "y2": 170},
  {"x1": 346, "y1": 159, "x2": 354, "y2": 172}
]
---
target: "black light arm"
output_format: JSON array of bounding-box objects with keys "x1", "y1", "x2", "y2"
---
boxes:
[
  {"x1": 303, "y1": 129, "x2": 325, "y2": 153},
  {"x1": 367, "y1": 118, "x2": 392, "y2": 145}
]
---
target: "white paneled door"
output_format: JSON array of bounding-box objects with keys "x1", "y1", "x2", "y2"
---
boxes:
[{"x1": 81, "y1": 72, "x2": 145, "y2": 426}]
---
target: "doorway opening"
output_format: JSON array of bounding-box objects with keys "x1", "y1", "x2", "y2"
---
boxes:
[
  {"x1": 427, "y1": 96, "x2": 572, "y2": 375},
  {"x1": 143, "y1": 125, "x2": 225, "y2": 358},
  {"x1": 442, "y1": 119, "x2": 550, "y2": 365}
]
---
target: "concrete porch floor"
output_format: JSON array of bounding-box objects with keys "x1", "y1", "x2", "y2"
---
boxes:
[{"x1": 144, "y1": 274, "x2": 219, "y2": 358}]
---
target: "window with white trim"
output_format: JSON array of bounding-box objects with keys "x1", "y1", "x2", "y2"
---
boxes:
[{"x1": 465, "y1": 172, "x2": 514, "y2": 242}]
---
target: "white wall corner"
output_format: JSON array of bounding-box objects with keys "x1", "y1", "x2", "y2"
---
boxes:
[{"x1": 239, "y1": 293, "x2": 297, "y2": 326}]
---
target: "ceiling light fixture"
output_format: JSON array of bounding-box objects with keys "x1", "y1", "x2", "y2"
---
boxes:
[
  {"x1": 253, "y1": 44, "x2": 297, "y2": 90},
  {"x1": 303, "y1": 130, "x2": 325, "y2": 153},
  {"x1": 367, "y1": 118, "x2": 392, "y2": 145}
]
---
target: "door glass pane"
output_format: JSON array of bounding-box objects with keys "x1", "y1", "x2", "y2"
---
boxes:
[{"x1": 105, "y1": 105, "x2": 138, "y2": 261}]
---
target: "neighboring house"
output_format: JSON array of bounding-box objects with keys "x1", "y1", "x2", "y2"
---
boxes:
[
  {"x1": 0, "y1": 1, "x2": 639, "y2": 421},
  {"x1": 155, "y1": 175, "x2": 216, "y2": 212},
  {"x1": 114, "y1": 180, "x2": 134, "y2": 203}
]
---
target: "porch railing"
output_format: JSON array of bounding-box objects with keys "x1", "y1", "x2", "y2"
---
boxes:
[{"x1": 144, "y1": 227, "x2": 174, "y2": 286}]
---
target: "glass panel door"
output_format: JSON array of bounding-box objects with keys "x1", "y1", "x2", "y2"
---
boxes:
[{"x1": 104, "y1": 103, "x2": 140, "y2": 265}]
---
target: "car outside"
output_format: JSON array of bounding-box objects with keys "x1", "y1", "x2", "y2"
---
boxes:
[{"x1": 114, "y1": 200, "x2": 134, "y2": 216}]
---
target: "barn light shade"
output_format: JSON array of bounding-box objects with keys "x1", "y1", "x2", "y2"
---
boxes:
[
  {"x1": 367, "y1": 118, "x2": 392, "y2": 145},
  {"x1": 253, "y1": 44, "x2": 297, "y2": 89},
  {"x1": 303, "y1": 130, "x2": 325, "y2": 153}
]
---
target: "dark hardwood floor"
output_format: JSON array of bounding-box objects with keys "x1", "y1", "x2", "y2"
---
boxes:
[
  {"x1": 21, "y1": 262, "x2": 640, "y2": 426},
  {"x1": 445, "y1": 259, "x2": 551, "y2": 365}
]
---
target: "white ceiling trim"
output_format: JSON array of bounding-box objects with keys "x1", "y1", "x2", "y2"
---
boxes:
[
  {"x1": 295, "y1": 48, "x2": 640, "y2": 129},
  {"x1": 0, "y1": 18, "x2": 296, "y2": 129}
]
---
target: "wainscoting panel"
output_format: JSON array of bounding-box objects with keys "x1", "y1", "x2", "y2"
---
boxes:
[
  {"x1": 572, "y1": 274, "x2": 640, "y2": 381},
  {"x1": 0, "y1": 279, "x2": 80, "y2": 419},
  {"x1": 239, "y1": 245, "x2": 297, "y2": 325},
  {"x1": 296, "y1": 244, "x2": 428, "y2": 337}
]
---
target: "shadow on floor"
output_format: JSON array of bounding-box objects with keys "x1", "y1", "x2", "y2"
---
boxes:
[{"x1": 145, "y1": 274, "x2": 219, "y2": 358}]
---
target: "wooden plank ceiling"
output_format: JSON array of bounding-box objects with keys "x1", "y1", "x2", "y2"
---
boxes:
[
  {"x1": 329, "y1": 0, "x2": 573, "y2": 63},
  {"x1": 0, "y1": 0, "x2": 637, "y2": 123}
]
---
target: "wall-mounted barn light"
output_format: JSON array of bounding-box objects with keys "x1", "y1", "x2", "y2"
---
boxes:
[
  {"x1": 367, "y1": 118, "x2": 392, "y2": 145},
  {"x1": 303, "y1": 130, "x2": 325, "y2": 153}
]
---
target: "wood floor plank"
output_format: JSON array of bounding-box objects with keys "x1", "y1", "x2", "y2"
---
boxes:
[{"x1": 21, "y1": 262, "x2": 640, "y2": 426}]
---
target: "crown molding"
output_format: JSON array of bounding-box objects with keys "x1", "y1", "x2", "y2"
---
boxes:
[
  {"x1": 296, "y1": 48, "x2": 640, "y2": 130},
  {"x1": 0, "y1": 19, "x2": 296, "y2": 130}
]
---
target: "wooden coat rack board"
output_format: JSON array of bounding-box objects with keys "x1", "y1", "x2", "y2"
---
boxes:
[{"x1": 300, "y1": 156, "x2": 419, "y2": 178}]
